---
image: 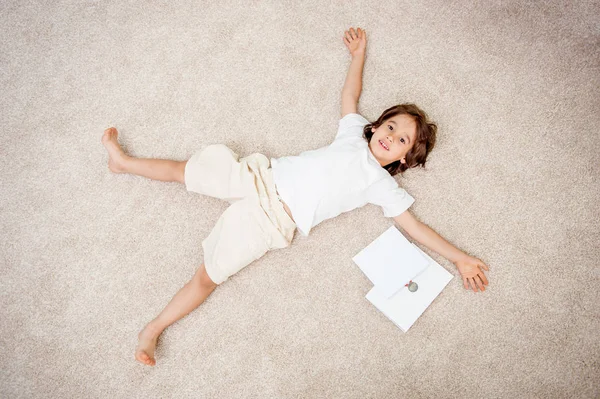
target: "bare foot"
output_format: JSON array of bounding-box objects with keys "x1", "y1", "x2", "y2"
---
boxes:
[
  {"x1": 101, "y1": 127, "x2": 129, "y2": 173},
  {"x1": 135, "y1": 324, "x2": 161, "y2": 366}
]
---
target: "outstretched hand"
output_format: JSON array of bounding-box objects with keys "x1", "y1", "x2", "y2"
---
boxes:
[
  {"x1": 343, "y1": 27, "x2": 366, "y2": 58},
  {"x1": 454, "y1": 255, "x2": 490, "y2": 292}
]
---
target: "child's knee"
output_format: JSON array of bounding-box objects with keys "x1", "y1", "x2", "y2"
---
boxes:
[
  {"x1": 177, "y1": 161, "x2": 187, "y2": 184},
  {"x1": 194, "y1": 263, "x2": 217, "y2": 288}
]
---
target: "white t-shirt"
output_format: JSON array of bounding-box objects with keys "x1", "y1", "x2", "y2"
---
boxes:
[{"x1": 270, "y1": 113, "x2": 415, "y2": 237}]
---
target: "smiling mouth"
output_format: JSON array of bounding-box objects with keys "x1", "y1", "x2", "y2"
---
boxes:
[{"x1": 379, "y1": 140, "x2": 389, "y2": 151}]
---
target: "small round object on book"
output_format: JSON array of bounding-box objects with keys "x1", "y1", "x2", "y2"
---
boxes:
[{"x1": 408, "y1": 281, "x2": 418, "y2": 292}]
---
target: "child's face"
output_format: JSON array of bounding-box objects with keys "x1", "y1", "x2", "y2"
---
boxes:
[{"x1": 368, "y1": 114, "x2": 417, "y2": 168}]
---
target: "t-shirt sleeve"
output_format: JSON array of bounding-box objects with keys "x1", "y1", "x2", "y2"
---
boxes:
[
  {"x1": 367, "y1": 177, "x2": 415, "y2": 218},
  {"x1": 334, "y1": 113, "x2": 370, "y2": 141}
]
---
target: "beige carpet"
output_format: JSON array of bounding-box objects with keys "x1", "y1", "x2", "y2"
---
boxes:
[{"x1": 1, "y1": 0, "x2": 599, "y2": 397}]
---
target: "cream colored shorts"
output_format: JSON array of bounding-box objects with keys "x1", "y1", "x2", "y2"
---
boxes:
[{"x1": 184, "y1": 144, "x2": 297, "y2": 285}]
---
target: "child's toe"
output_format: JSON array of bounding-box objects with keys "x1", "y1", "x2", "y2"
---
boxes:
[
  {"x1": 136, "y1": 350, "x2": 148, "y2": 363},
  {"x1": 139, "y1": 351, "x2": 156, "y2": 366}
]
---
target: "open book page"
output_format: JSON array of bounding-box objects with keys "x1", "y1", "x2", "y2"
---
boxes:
[
  {"x1": 352, "y1": 226, "x2": 430, "y2": 298},
  {"x1": 365, "y1": 244, "x2": 454, "y2": 332}
]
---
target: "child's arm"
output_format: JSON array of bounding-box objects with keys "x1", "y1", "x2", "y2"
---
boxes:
[
  {"x1": 394, "y1": 211, "x2": 490, "y2": 293},
  {"x1": 341, "y1": 27, "x2": 367, "y2": 116}
]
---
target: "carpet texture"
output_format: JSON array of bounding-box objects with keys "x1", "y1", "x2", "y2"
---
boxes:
[{"x1": 1, "y1": 0, "x2": 599, "y2": 398}]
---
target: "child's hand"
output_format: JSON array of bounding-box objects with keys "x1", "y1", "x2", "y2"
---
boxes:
[
  {"x1": 343, "y1": 27, "x2": 366, "y2": 58},
  {"x1": 453, "y1": 255, "x2": 490, "y2": 292}
]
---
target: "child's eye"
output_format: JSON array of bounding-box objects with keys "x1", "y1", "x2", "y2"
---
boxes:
[{"x1": 388, "y1": 125, "x2": 406, "y2": 144}]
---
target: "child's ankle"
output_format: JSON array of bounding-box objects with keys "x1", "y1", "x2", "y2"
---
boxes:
[{"x1": 144, "y1": 321, "x2": 164, "y2": 337}]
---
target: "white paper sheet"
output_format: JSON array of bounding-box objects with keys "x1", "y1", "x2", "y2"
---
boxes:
[
  {"x1": 352, "y1": 226, "x2": 430, "y2": 298},
  {"x1": 365, "y1": 244, "x2": 453, "y2": 332}
]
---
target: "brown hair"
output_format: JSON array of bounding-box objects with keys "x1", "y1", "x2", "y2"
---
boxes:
[{"x1": 363, "y1": 103, "x2": 437, "y2": 176}]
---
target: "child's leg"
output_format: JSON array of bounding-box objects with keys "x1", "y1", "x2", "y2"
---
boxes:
[
  {"x1": 122, "y1": 157, "x2": 186, "y2": 183},
  {"x1": 102, "y1": 127, "x2": 186, "y2": 183},
  {"x1": 135, "y1": 263, "x2": 217, "y2": 366}
]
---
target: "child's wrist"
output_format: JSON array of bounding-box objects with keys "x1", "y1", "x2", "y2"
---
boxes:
[{"x1": 451, "y1": 252, "x2": 469, "y2": 265}]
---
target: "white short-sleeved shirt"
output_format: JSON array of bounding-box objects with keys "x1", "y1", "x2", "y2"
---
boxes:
[{"x1": 270, "y1": 113, "x2": 415, "y2": 237}]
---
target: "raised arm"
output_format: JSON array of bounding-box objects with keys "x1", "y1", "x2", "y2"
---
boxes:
[{"x1": 341, "y1": 27, "x2": 367, "y2": 117}]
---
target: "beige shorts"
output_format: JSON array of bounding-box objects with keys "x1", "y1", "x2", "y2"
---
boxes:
[{"x1": 184, "y1": 144, "x2": 297, "y2": 285}]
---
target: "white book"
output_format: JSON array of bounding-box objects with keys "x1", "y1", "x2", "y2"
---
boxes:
[
  {"x1": 365, "y1": 244, "x2": 453, "y2": 332},
  {"x1": 352, "y1": 226, "x2": 430, "y2": 298}
]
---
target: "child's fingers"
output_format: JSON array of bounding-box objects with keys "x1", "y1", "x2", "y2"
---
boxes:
[
  {"x1": 468, "y1": 278, "x2": 479, "y2": 292},
  {"x1": 344, "y1": 27, "x2": 366, "y2": 43},
  {"x1": 476, "y1": 275, "x2": 487, "y2": 289},
  {"x1": 474, "y1": 276, "x2": 485, "y2": 291},
  {"x1": 462, "y1": 276, "x2": 469, "y2": 290},
  {"x1": 344, "y1": 30, "x2": 353, "y2": 42},
  {"x1": 479, "y1": 272, "x2": 489, "y2": 285},
  {"x1": 480, "y1": 262, "x2": 489, "y2": 271}
]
